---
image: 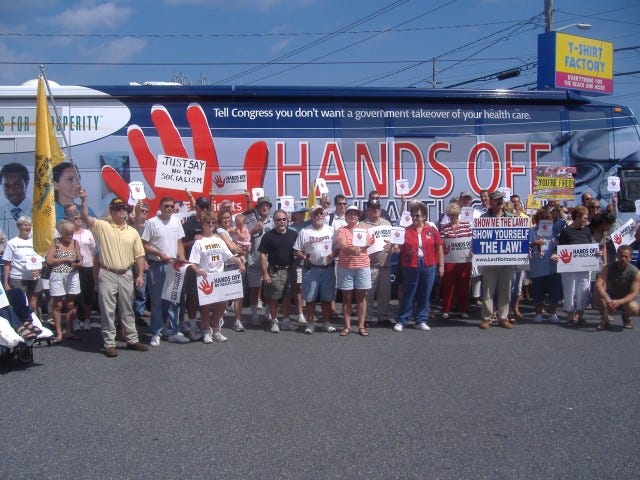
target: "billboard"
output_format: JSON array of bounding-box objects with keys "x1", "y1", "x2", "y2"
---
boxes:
[{"x1": 537, "y1": 32, "x2": 613, "y2": 96}]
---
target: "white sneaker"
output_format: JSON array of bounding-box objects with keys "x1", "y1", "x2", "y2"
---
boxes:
[
  {"x1": 323, "y1": 323, "x2": 336, "y2": 333},
  {"x1": 297, "y1": 313, "x2": 308, "y2": 325},
  {"x1": 232, "y1": 320, "x2": 245, "y2": 332},
  {"x1": 460, "y1": 313, "x2": 469, "y2": 320},
  {"x1": 534, "y1": 314, "x2": 544, "y2": 323},
  {"x1": 393, "y1": 323, "x2": 403, "y2": 332},
  {"x1": 441, "y1": 313, "x2": 449, "y2": 320},
  {"x1": 213, "y1": 331, "x2": 227, "y2": 342},
  {"x1": 549, "y1": 314, "x2": 560, "y2": 324},
  {"x1": 415, "y1": 322, "x2": 430, "y2": 331},
  {"x1": 72, "y1": 319, "x2": 82, "y2": 333},
  {"x1": 270, "y1": 320, "x2": 280, "y2": 333},
  {"x1": 82, "y1": 320, "x2": 91, "y2": 331},
  {"x1": 202, "y1": 331, "x2": 213, "y2": 344},
  {"x1": 168, "y1": 332, "x2": 190, "y2": 343},
  {"x1": 304, "y1": 324, "x2": 316, "y2": 334},
  {"x1": 150, "y1": 335, "x2": 161, "y2": 347}
]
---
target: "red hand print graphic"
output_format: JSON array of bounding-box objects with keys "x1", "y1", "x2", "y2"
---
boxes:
[
  {"x1": 198, "y1": 277, "x2": 214, "y2": 295},
  {"x1": 213, "y1": 175, "x2": 226, "y2": 189},
  {"x1": 558, "y1": 249, "x2": 573, "y2": 264},
  {"x1": 442, "y1": 243, "x2": 451, "y2": 254},
  {"x1": 101, "y1": 104, "x2": 268, "y2": 213},
  {"x1": 612, "y1": 232, "x2": 622, "y2": 245}
]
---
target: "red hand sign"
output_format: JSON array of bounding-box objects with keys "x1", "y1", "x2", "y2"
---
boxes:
[
  {"x1": 101, "y1": 104, "x2": 268, "y2": 213},
  {"x1": 198, "y1": 277, "x2": 214, "y2": 295},
  {"x1": 558, "y1": 248, "x2": 573, "y2": 264}
]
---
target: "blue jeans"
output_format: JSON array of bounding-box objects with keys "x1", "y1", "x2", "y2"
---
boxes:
[
  {"x1": 133, "y1": 266, "x2": 147, "y2": 319},
  {"x1": 397, "y1": 260, "x2": 436, "y2": 326},
  {"x1": 148, "y1": 262, "x2": 180, "y2": 336}
]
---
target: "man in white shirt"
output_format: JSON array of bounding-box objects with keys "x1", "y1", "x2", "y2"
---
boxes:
[{"x1": 142, "y1": 195, "x2": 189, "y2": 346}]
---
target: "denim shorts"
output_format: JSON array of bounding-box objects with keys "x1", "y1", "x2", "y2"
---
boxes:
[
  {"x1": 337, "y1": 266, "x2": 371, "y2": 291},
  {"x1": 301, "y1": 265, "x2": 336, "y2": 302}
]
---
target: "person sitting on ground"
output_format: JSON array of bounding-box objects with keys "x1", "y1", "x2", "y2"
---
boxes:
[{"x1": 593, "y1": 245, "x2": 640, "y2": 331}]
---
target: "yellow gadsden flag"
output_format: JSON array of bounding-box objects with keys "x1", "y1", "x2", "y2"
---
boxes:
[
  {"x1": 304, "y1": 178, "x2": 317, "y2": 220},
  {"x1": 32, "y1": 76, "x2": 65, "y2": 255}
]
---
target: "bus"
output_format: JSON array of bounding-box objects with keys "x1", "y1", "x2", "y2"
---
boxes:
[{"x1": 0, "y1": 81, "x2": 639, "y2": 238}]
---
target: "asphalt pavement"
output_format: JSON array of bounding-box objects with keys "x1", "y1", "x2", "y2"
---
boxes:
[{"x1": 2, "y1": 299, "x2": 639, "y2": 480}]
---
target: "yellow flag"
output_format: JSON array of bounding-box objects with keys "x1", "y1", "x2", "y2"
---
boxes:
[
  {"x1": 32, "y1": 76, "x2": 64, "y2": 255},
  {"x1": 305, "y1": 179, "x2": 317, "y2": 220}
]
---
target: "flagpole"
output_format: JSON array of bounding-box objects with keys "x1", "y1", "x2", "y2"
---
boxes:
[{"x1": 39, "y1": 65, "x2": 74, "y2": 164}]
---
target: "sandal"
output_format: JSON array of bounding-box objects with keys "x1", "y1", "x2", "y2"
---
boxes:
[
  {"x1": 16, "y1": 325, "x2": 37, "y2": 341},
  {"x1": 340, "y1": 328, "x2": 351, "y2": 337},
  {"x1": 596, "y1": 319, "x2": 611, "y2": 331},
  {"x1": 23, "y1": 322, "x2": 41, "y2": 335},
  {"x1": 358, "y1": 327, "x2": 369, "y2": 337}
]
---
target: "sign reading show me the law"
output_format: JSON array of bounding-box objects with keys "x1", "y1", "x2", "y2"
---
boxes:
[{"x1": 472, "y1": 216, "x2": 529, "y2": 266}]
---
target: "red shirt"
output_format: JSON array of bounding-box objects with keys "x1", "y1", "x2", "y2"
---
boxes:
[{"x1": 399, "y1": 224, "x2": 442, "y2": 268}]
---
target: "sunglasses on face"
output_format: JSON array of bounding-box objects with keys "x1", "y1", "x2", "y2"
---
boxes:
[{"x1": 112, "y1": 205, "x2": 128, "y2": 211}]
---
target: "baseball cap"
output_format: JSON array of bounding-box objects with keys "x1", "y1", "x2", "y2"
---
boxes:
[
  {"x1": 489, "y1": 191, "x2": 505, "y2": 200},
  {"x1": 256, "y1": 196, "x2": 273, "y2": 207},
  {"x1": 293, "y1": 206, "x2": 308, "y2": 214},
  {"x1": 345, "y1": 205, "x2": 361, "y2": 214},
  {"x1": 109, "y1": 197, "x2": 127, "y2": 208},
  {"x1": 309, "y1": 204, "x2": 324, "y2": 214},
  {"x1": 195, "y1": 196, "x2": 210, "y2": 209}
]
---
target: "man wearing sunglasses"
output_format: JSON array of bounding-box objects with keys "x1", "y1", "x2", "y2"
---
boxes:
[
  {"x1": 79, "y1": 190, "x2": 148, "y2": 357},
  {"x1": 142, "y1": 196, "x2": 189, "y2": 346}
]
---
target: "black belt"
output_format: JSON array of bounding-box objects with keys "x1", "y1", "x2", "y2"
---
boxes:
[
  {"x1": 102, "y1": 266, "x2": 130, "y2": 275},
  {"x1": 308, "y1": 262, "x2": 334, "y2": 269},
  {"x1": 270, "y1": 264, "x2": 292, "y2": 271}
]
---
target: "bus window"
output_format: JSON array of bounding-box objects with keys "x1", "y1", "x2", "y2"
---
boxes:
[{"x1": 619, "y1": 169, "x2": 640, "y2": 212}]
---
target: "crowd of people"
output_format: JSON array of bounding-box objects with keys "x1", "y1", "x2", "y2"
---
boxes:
[{"x1": 1, "y1": 182, "x2": 639, "y2": 358}]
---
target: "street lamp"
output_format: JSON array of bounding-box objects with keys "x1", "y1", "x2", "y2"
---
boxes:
[{"x1": 555, "y1": 23, "x2": 592, "y2": 32}]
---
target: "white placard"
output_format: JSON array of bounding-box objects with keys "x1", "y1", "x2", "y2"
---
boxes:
[
  {"x1": 161, "y1": 260, "x2": 189, "y2": 303},
  {"x1": 0, "y1": 282, "x2": 10, "y2": 309},
  {"x1": 442, "y1": 237, "x2": 472, "y2": 263},
  {"x1": 280, "y1": 195, "x2": 295, "y2": 213},
  {"x1": 607, "y1": 176, "x2": 620, "y2": 192},
  {"x1": 351, "y1": 228, "x2": 368, "y2": 247},
  {"x1": 252, "y1": 187, "x2": 264, "y2": 202},
  {"x1": 320, "y1": 239, "x2": 332, "y2": 257},
  {"x1": 538, "y1": 220, "x2": 553, "y2": 238},
  {"x1": 610, "y1": 218, "x2": 636, "y2": 251},
  {"x1": 211, "y1": 170, "x2": 247, "y2": 195},
  {"x1": 196, "y1": 270, "x2": 244, "y2": 306},
  {"x1": 395, "y1": 179, "x2": 410, "y2": 195},
  {"x1": 555, "y1": 244, "x2": 600, "y2": 273},
  {"x1": 399, "y1": 210, "x2": 412, "y2": 227},
  {"x1": 155, "y1": 154, "x2": 206, "y2": 193},
  {"x1": 367, "y1": 225, "x2": 392, "y2": 255},
  {"x1": 127, "y1": 193, "x2": 137, "y2": 206},
  {"x1": 129, "y1": 181, "x2": 146, "y2": 200},
  {"x1": 460, "y1": 207, "x2": 474, "y2": 224},
  {"x1": 316, "y1": 178, "x2": 329, "y2": 194},
  {"x1": 497, "y1": 187, "x2": 511, "y2": 201},
  {"x1": 25, "y1": 254, "x2": 43, "y2": 270},
  {"x1": 390, "y1": 227, "x2": 405, "y2": 244}
]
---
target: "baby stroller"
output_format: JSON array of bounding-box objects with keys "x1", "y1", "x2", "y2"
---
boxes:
[{"x1": 0, "y1": 288, "x2": 54, "y2": 365}]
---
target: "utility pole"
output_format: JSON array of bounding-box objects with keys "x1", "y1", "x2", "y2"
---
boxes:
[
  {"x1": 545, "y1": 0, "x2": 553, "y2": 32},
  {"x1": 432, "y1": 59, "x2": 437, "y2": 88}
]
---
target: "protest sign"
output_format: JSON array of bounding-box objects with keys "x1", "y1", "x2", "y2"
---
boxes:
[
  {"x1": 155, "y1": 154, "x2": 206, "y2": 193},
  {"x1": 196, "y1": 270, "x2": 244, "y2": 306},
  {"x1": 367, "y1": 225, "x2": 392, "y2": 255},
  {"x1": 533, "y1": 166, "x2": 576, "y2": 200},
  {"x1": 442, "y1": 237, "x2": 472, "y2": 263},
  {"x1": 610, "y1": 219, "x2": 636, "y2": 251},
  {"x1": 211, "y1": 170, "x2": 247, "y2": 195},
  {"x1": 556, "y1": 244, "x2": 600, "y2": 272},
  {"x1": 162, "y1": 260, "x2": 189, "y2": 303},
  {"x1": 472, "y1": 216, "x2": 530, "y2": 266}
]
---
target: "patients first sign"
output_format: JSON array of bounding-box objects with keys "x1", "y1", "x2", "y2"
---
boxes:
[{"x1": 537, "y1": 32, "x2": 613, "y2": 96}]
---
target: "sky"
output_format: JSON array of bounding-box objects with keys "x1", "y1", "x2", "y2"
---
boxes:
[{"x1": 0, "y1": 0, "x2": 639, "y2": 115}]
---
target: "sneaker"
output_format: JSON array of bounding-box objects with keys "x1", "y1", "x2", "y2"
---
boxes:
[
  {"x1": 393, "y1": 323, "x2": 403, "y2": 332},
  {"x1": 150, "y1": 335, "x2": 161, "y2": 347},
  {"x1": 213, "y1": 331, "x2": 228, "y2": 342},
  {"x1": 82, "y1": 320, "x2": 91, "y2": 331},
  {"x1": 460, "y1": 313, "x2": 469, "y2": 320},
  {"x1": 72, "y1": 319, "x2": 82, "y2": 333},
  {"x1": 415, "y1": 322, "x2": 430, "y2": 331},
  {"x1": 534, "y1": 314, "x2": 544, "y2": 323},
  {"x1": 202, "y1": 331, "x2": 213, "y2": 344},
  {"x1": 232, "y1": 320, "x2": 245, "y2": 332},
  {"x1": 549, "y1": 314, "x2": 560, "y2": 324},
  {"x1": 441, "y1": 313, "x2": 449, "y2": 320},
  {"x1": 304, "y1": 324, "x2": 316, "y2": 334},
  {"x1": 479, "y1": 320, "x2": 490, "y2": 330},
  {"x1": 168, "y1": 332, "x2": 190, "y2": 343},
  {"x1": 270, "y1": 320, "x2": 280, "y2": 333},
  {"x1": 323, "y1": 323, "x2": 336, "y2": 333},
  {"x1": 297, "y1": 313, "x2": 308, "y2": 325}
]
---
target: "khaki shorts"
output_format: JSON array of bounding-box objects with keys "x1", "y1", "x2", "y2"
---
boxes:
[{"x1": 264, "y1": 267, "x2": 296, "y2": 301}]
